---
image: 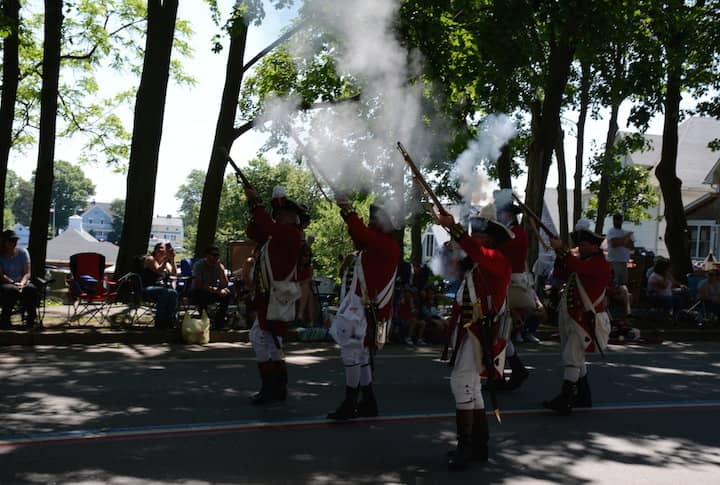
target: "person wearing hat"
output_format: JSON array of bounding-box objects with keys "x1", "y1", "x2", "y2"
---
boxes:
[
  {"x1": 543, "y1": 219, "x2": 611, "y2": 415},
  {"x1": 0, "y1": 229, "x2": 38, "y2": 329},
  {"x1": 244, "y1": 185, "x2": 305, "y2": 404},
  {"x1": 436, "y1": 205, "x2": 513, "y2": 471},
  {"x1": 327, "y1": 197, "x2": 400, "y2": 421}
]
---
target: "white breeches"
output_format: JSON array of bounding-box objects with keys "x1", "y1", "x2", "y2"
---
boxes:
[
  {"x1": 250, "y1": 319, "x2": 284, "y2": 361},
  {"x1": 558, "y1": 305, "x2": 588, "y2": 382},
  {"x1": 340, "y1": 344, "x2": 372, "y2": 387},
  {"x1": 450, "y1": 335, "x2": 485, "y2": 410}
]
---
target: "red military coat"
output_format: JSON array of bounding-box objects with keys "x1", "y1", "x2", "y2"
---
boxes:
[
  {"x1": 554, "y1": 252, "x2": 611, "y2": 346},
  {"x1": 344, "y1": 212, "x2": 400, "y2": 321},
  {"x1": 499, "y1": 223, "x2": 529, "y2": 273},
  {"x1": 247, "y1": 204, "x2": 303, "y2": 336},
  {"x1": 447, "y1": 235, "x2": 512, "y2": 341}
]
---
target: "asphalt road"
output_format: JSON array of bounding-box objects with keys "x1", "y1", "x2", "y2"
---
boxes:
[{"x1": 1, "y1": 340, "x2": 719, "y2": 484}]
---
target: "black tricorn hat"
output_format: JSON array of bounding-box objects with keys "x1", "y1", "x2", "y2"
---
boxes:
[
  {"x1": 2, "y1": 229, "x2": 19, "y2": 241},
  {"x1": 570, "y1": 218, "x2": 604, "y2": 245},
  {"x1": 270, "y1": 186, "x2": 304, "y2": 217}
]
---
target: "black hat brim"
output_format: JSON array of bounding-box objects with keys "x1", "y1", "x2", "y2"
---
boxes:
[
  {"x1": 470, "y1": 218, "x2": 514, "y2": 244},
  {"x1": 571, "y1": 229, "x2": 604, "y2": 245}
]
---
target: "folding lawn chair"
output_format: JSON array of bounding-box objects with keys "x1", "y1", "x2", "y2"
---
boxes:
[{"x1": 66, "y1": 252, "x2": 116, "y2": 324}]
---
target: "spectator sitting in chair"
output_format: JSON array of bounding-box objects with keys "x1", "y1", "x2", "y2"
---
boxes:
[
  {"x1": 192, "y1": 245, "x2": 231, "y2": 330},
  {"x1": 141, "y1": 242, "x2": 178, "y2": 329},
  {"x1": 647, "y1": 258, "x2": 686, "y2": 318},
  {"x1": 0, "y1": 229, "x2": 39, "y2": 329},
  {"x1": 699, "y1": 268, "x2": 720, "y2": 319}
]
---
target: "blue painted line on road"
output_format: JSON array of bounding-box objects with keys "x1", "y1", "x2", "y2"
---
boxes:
[{"x1": 2, "y1": 400, "x2": 720, "y2": 448}]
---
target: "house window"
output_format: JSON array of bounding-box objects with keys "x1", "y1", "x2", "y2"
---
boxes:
[
  {"x1": 89, "y1": 218, "x2": 93, "y2": 224},
  {"x1": 689, "y1": 224, "x2": 717, "y2": 259},
  {"x1": 424, "y1": 233, "x2": 435, "y2": 259},
  {"x1": 100, "y1": 220, "x2": 104, "y2": 225}
]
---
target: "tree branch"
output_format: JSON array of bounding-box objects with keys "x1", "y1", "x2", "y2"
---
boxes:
[
  {"x1": 242, "y1": 20, "x2": 309, "y2": 73},
  {"x1": 230, "y1": 92, "x2": 362, "y2": 141}
]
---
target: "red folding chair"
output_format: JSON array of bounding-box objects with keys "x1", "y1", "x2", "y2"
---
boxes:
[{"x1": 66, "y1": 252, "x2": 117, "y2": 324}]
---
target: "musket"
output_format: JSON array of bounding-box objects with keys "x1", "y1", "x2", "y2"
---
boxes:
[
  {"x1": 478, "y1": 316, "x2": 502, "y2": 423},
  {"x1": 583, "y1": 310, "x2": 606, "y2": 360},
  {"x1": 396, "y1": 142, "x2": 450, "y2": 216},
  {"x1": 218, "y1": 146, "x2": 253, "y2": 189},
  {"x1": 366, "y1": 301, "x2": 379, "y2": 374},
  {"x1": 511, "y1": 193, "x2": 557, "y2": 240}
]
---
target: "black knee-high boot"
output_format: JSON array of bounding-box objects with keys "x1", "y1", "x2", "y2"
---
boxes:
[
  {"x1": 448, "y1": 409, "x2": 474, "y2": 471},
  {"x1": 472, "y1": 409, "x2": 489, "y2": 461},
  {"x1": 275, "y1": 360, "x2": 288, "y2": 401},
  {"x1": 327, "y1": 386, "x2": 359, "y2": 420},
  {"x1": 357, "y1": 384, "x2": 378, "y2": 417},
  {"x1": 542, "y1": 380, "x2": 578, "y2": 415},
  {"x1": 251, "y1": 361, "x2": 278, "y2": 405},
  {"x1": 574, "y1": 374, "x2": 592, "y2": 407}
]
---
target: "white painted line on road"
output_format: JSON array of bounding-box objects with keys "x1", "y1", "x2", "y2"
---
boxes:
[{"x1": 2, "y1": 400, "x2": 719, "y2": 448}]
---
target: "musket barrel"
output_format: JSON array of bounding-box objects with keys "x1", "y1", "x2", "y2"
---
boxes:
[{"x1": 397, "y1": 142, "x2": 449, "y2": 216}]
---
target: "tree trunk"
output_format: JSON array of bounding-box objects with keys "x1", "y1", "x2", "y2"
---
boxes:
[
  {"x1": 556, "y1": 127, "x2": 569, "y2": 243},
  {"x1": 194, "y1": 20, "x2": 249, "y2": 258},
  {"x1": 573, "y1": 60, "x2": 591, "y2": 226},
  {"x1": 496, "y1": 144, "x2": 512, "y2": 189},
  {"x1": 115, "y1": 0, "x2": 178, "y2": 276},
  {"x1": 593, "y1": 100, "x2": 620, "y2": 234},
  {"x1": 655, "y1": 67, "x2": 692, "y2": 283},
  {"x1": 524, "y1": 12, "x2": 579, "y2": 264},
  {"x1": 0, "y1": 0, "x2": 21, "y2": 230},
  {"x1": 28, "y1": 0, "x2": 62, "y2": 278}
]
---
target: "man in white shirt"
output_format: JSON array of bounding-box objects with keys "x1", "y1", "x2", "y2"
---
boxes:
[{"x1": 605, "y1": 214, "x2": 634, "y2": 287}]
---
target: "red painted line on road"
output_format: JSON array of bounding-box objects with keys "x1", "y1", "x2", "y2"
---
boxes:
[{"x1": 2, "y1": 400, "x2": 719, "y2": 449}]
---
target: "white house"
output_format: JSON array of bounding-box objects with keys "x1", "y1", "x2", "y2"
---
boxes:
[
  {"x1": 46, "y1": 215, "x2": 119, "y2": 267},
  {"x1": 615, "y1": 116, "x2": 720, "y2": 260},
  {"x1": 81, "y1": 201, "x2": 114, "y2": 242},
  {"x1": 149, "y1": 214, "x2": 184, "y2": 249}
]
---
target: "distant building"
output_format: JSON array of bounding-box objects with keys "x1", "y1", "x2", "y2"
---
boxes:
[
  {"x1": 149, "y1": 214, "x2": 184, "y2": 249},
  {"x1": 46, "y1": 215, "x2": 119, "y2": 267},
  {"x1": 81, "y1": 201, "x2": 114, "y2": 242}
]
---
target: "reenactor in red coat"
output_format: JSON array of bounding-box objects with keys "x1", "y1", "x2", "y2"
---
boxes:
[
  {"x1": 245, "y1": 186, "x2": 305, "y2": 405},
  {"x1": 543, "y1": 219, "x2": 611, "y2": 415},
  {"x1": 327, "y1": 197, "x2": 400, "y2": 420},
  {"x1": 437, "y1": 207, "x2": 513, "y2": 471}
]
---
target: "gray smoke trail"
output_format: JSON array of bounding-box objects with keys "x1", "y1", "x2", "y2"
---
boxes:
[
  {"x1": 452, "y1": 114, "x2": 516, "y2": 208},
  {"x1": 258, "y1": 0, "x2": 436, "y2": 224}
]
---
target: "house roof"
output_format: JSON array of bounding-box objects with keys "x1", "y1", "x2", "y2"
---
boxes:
[
  {"x1": 46, "y1": 228, "x2": 119, "y2": 265},
  {"x1": 82, "y1": 202, "x2": 113, "y2": 217},
  {"x1": 685, "y1": 192, "x2": 720, "y2": 220},
  {"x1": 622, "y1": 116, "x2": 720, "y2": 189},
  {"x1": 704, "y1": 157, "x2": 720, "y2": 185},
  {"x1": 151, "y1": 216, "x2": 183, "y2": 227}
]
